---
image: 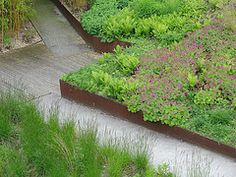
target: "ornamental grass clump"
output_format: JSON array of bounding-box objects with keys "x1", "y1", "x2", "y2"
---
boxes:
[
  {"x1": 0, "y1": 90, "x2": 175, "y2": 176},
  {"x1": 0, "y1": 0, "x2": 34, "y2": 48}
]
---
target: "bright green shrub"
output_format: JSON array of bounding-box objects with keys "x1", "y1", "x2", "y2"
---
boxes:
[
  {"x1": 96, "y1": 43, "x2": 150, "y2": 77},
  {"x1": 135, "y1": 17, "x2": 155, "y2": 37},
  {"x1": 80, "y1": 0, "x2": 119, "y2": 39},
  {"x1": 82, "y1": 0, "x2": 208, "y2": 44},
  {"x1": 130, "y1": 0, "x2": 180, "y2": 18},
  {"x1": 62, "y1": 67, "x2": 138, "y2": 102},
  {"x1": 101, "y1": 0, "x2": 206, "y2": 44},
  {"x1": 153, "y1": 14, "x2": 202, "y2": 46},
  {"x1": 91, "y1": 70, "x2": 126, "y2": 99},
  {"x1": 194, "y1": 89, "x2": 219, "y2": 106},
  {"x1": 180, "y1": 0, "x2": 207, "y2": 15},
  {"x1": 115, "y1": 54, "x2": 139, "y2": 75},
  {"x1": 62, "y1": 44, "x2": 141, "y2": 101},
  {"x1": 62, "y1": 67, "x2": 126, "y2": 100},
  {"x1": 130, "y1": 0, "x2": 158, "y2": 18},
  {"x1": 156, "y1": 163, "x2": 174, "y2": 177},
  {"x1": 103, "y1": 8, "x2": 137, "y2": 41},
  {"x1": 112, "y1": 46, "x2": 140, "y2": 75}
]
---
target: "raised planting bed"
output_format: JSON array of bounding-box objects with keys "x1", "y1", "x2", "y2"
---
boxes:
[
  {"x1": 51, "y1": 0, "x2": 131, "y2": 53},
  {"x1": 60, "y1": 80, "x2": 236, "y2": 158}
]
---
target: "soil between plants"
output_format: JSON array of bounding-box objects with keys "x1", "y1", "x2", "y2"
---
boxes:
[
  {"x1": 0, "y1": 21, "x2": 42, "y2": 53},
  {"x1": 59, "y1": 0, "x2": 86, "y2": 20}
]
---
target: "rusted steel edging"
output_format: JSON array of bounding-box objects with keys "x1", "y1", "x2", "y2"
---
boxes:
[
  {"x1": 60, "y1": 80, "x2": 236, "y2": 158},
  {"x1": 51, "y1": 0, "x2": 131, "y2": 53}
]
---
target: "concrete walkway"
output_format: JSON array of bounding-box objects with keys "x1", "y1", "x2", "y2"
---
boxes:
[
  {"x1": 0, "y1": 0, "x2": 235, "y2": 176},
  {"x1": 32, "y1": 0, "x2": 97, "y2": 58}
]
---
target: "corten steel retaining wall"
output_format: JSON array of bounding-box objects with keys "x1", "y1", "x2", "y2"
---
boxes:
[
  {"x1": 51, "y1": 0, "x2": 131, "y2": 53},
  {"x1": 60, "y1": 80, "x2": 236, "y2": 158}
]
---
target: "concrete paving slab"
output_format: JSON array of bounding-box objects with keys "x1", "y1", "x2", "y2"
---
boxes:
[
  {"x1": 0, "y1": 43, "x2": 96, "y2": 97},
  {"x1": 32, "y1": 0, "x2": 95, "y2": 58}
]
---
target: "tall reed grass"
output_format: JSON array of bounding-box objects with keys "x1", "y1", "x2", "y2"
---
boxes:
[{"x1": 0, "y1": 0, "x2": 34, "y2": 47}]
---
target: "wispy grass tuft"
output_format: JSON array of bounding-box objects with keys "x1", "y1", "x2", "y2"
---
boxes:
[
  {"x1": 0, "y1": 90, "x2": 28, "y2": 142},
  {"x1": 0, "y1": 90, "x2": 178, "y2": 177},
  {"x1": 77, "y1": 126, "x2": 102, "y2": 177},
  {"x1": 0, "y1": 144, "x2": 28, "y2": 177}
]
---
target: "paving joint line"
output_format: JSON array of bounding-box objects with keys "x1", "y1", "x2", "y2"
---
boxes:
[{"x1": 30, "y1": 92, "x2": 53, "y2": 101}]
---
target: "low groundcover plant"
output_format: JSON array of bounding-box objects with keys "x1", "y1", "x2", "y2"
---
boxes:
[{"x1": 62, "y1": 12, "x2": 236, "y2": 147}]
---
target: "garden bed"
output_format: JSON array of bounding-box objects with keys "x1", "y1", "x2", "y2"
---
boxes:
[
  {"x1": 51, "y1": 0, "x2": 131, "y2": 53},
  {"x1": 60, "y1": 0, "x2": 236, "y2": 159},
  {"x1": 60, "y1": 80, "x2": 236, "y2": 158}
]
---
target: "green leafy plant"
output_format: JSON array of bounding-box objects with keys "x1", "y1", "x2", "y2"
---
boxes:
[
  {"x1": 194, "y1": 89, "x2": 219, "y2": 106},
  {"x1": 91, "y1": 70, "x2": 126, "y2": 99},
  {"x1": 156, "y1": 163, "x2": 174, "y2": 177},
  {"x1": 188, "y1": 73, "x2": 198, "y2": 89},
  {"x1": 81, "y1": 0, "x2": 208, "y2": 44},
  {"x1": 80, "y1": 0, "x2": 119, "y2": 39},
  {"x1": 103, "y1": 8, "x2": 137, "y2": 41},
  {"x1": 130, "y1": 0, "x2": 180, "y2": 18}
]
